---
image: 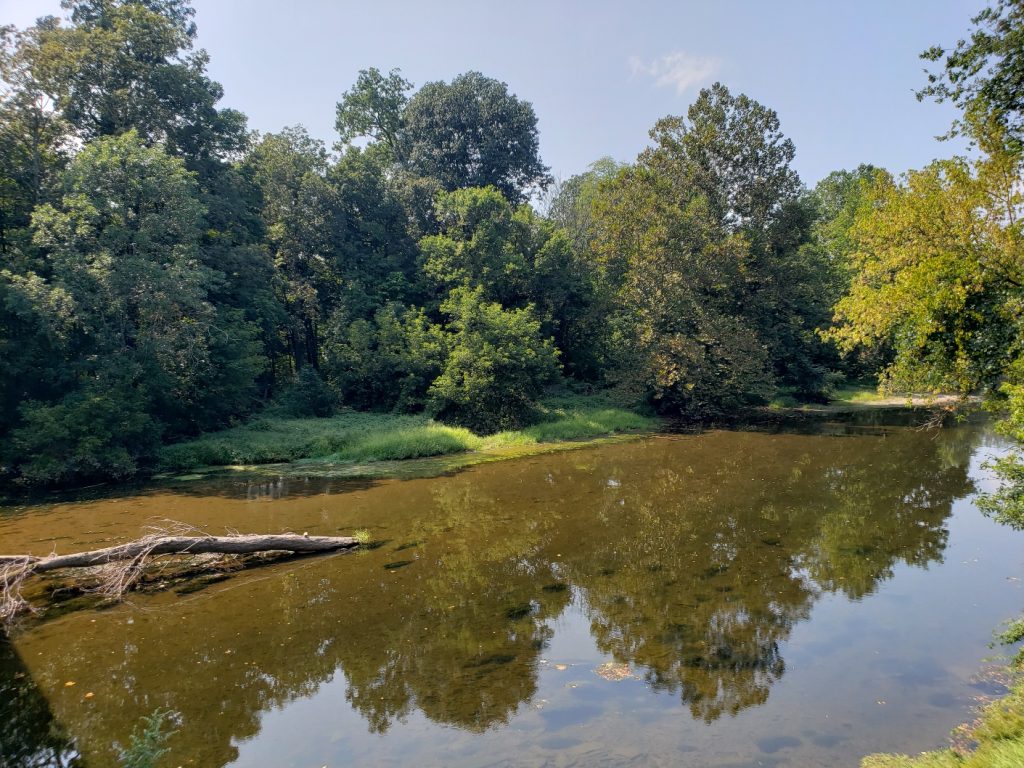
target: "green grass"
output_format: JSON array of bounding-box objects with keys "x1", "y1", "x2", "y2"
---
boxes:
[
  {"x1": 158, "y1": 412, "x2": 442, "y2": 470},
  {"x1": 158, "y1": 394, "x2": 656, "y2": 473},
  {"x1": 767, "y1": 393, "x2": 801, "y2": 409},
  {"x1": 831, "y1": 383, "x2": 890, "y2": 404},
  {"x1": 861, "y1": 678, "x2": 1024, "y2": 768},
  {"x1": 517, "y1": 393, "x2": 654, "y2": 442},
  {"x1": 329, "y1": 423, "x2": 483, "y2": 461},
  {"x1": 766, "y1": 383, "x2": 888, "y2": 410}
]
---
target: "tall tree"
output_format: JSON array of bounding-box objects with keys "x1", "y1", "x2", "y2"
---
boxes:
[
  {"x1": 244, "y1": 126, "x2": 334, "y2": 371},
  {"x1": 649, "y1": 85, "x2": 832, "y2": 393},
  {"x1": 0, "y1": 23, "x2": 70, "y2": 258},
  {"x1": 920, "y1": 0, "x2": 1024, "y2": 147},
  {"x1": 589, "y1": 85, "x2": 835, "y2": 409},
  {"x1": 828, "y1": 119, "x2": 1024, "y2": 529},
  {"x1": 668, "y1": 82, "x2": 801, "y2": 234},
  {"x1": 3, "y1": 0, "x2": 277, "y2": 391},
  {"x1": 544, "y1": 157, "x2": 623, "y2": 255},
  {"x1": 803, "y1": 165, "x2": 889, "y2": 379},
  {"x1": 20, "y1": 0, "x2": 247, "y2": 160},
  {"x1": 401, "y1": 71, "x2": 551, "y2": 204},
  {"x1": 591, "y1": 162, "x2": 774, "y2": 415},
  {"x1": 828, "y1": 124, "x2": 1023, "y2": 396},
  {"x1": 6, "y1": 132, "x2": 262, "y2": 484},
  {"x1": 335, "y1": 67, "x2": 412, "y2": 162},
  {"x1": 420, "y1": 185, "x2": 602, "y2": 378}
]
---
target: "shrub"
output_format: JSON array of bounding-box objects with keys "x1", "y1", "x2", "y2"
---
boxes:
[
  {"x1": 427, "y1": 286, "x2": 560, "y2": 433},
  {"x1": 11, "y1": 379, "x2": 162, "y2": 486},
  {"x1": 277, "y1": 367, "x2": 338, "y2": 417}
]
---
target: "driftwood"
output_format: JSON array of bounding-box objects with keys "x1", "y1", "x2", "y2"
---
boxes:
[
  {"x1": 1, "y1": 529, "x2": 359, "y2": 623},
  {"x1": 0, "y1": 534, "x2": 358, "y2": 573}
]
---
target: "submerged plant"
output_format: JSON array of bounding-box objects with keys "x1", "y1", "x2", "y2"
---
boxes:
[
  {"x1": 352, "y1": 529, "x2": 371, "y2": 544},
  {"x1": 120, "y1": 709, "x2": 177, "y2": 768}
]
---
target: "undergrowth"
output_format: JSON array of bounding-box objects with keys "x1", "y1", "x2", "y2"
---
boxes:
[{"x1": 158, "y1": 394, "x2": 655, "y2": 472}]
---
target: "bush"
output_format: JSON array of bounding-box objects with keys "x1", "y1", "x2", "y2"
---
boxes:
[
  {"x1": 277, "y1": 367, "x2": 338, "y2": 417},
  {"x1": 10, "y1": 378, "x2": 162, "y2": 486},
  {"x1": 427, "y1": 286, "x2": 560, "y2": 433},
  {"x1": 323, "y1": 303, "x2": 447, "y2": 412}
]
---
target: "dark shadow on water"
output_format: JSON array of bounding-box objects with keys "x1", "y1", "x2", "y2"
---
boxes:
[{"x1": 0, "y1": 636, "x2": 83, "y2": 767}]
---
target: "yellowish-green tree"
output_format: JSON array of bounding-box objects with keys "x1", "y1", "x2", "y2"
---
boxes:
[
  {"x1": 829, "y1": 124, "x2": 1023, "y2": 396},
  {"x1": 829, "y1": 121, "x2": 1024, "y2": 526}
]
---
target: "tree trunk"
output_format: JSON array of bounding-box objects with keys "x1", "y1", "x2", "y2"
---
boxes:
[{"x1": 0, "y1": 534, "x2": 358, "y2": 575}]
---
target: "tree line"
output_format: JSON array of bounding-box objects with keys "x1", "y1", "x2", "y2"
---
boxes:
[{"x1": 0, "y1": 0, "x2": 1020, "y2": 492}]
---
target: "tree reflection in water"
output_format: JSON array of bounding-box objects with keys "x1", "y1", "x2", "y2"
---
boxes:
[
  {"x1": 5, "y1": 419, "x2": 980, "y2": 766},
  {"x1": 0, "y1": 638, "x2": 81, "y2": 768}
]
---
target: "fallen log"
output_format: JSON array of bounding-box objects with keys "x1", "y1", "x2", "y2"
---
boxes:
[
  {"x1": 1, "y1": 532, "x2": 359, "y2": 623},
  {"x1": 0, "y1": 534, "x2": 358, "y2": 574}
]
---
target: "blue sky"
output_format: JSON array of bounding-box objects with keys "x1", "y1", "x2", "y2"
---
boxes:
[{"x1": 3, "y1": 0, "x2": 979, "y2": 186}]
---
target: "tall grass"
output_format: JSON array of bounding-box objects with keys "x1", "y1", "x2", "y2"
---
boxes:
[
  {"x1": 831, "y1": 384, "x2": 889, "y2": 404},
  {"x1": 329, "y1": 424, "x2": 482, "y2": 461},
  {"x1": 158, "y1": 394, "x2": 656, "y2": 472}
]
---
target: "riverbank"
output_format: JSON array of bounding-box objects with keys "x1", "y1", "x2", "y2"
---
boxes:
[
  {"x1": 861, "y1": 676, "x2": 1024, "y2": 767},
  {"x1": 156, "y1": 386, "x2": 964, "y2": 480},
  {"x1": 157, "y1": 393, "x2": 658, "y2": 476},
  {"x1": 770, "y1": 384, "x2": 966, "y2": 413}
]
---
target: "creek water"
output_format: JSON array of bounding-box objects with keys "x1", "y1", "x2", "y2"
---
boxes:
[{"x1": 1, "y1": 412, "x2": 1022, "y2": 767}]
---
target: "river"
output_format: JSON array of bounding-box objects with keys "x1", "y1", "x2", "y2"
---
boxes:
[{"x1": 1, "y1": 411, "x2": 1021, "y2": 767}]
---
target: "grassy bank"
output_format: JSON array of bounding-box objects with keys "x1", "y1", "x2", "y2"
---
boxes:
[
  {"x1": 158, "y1": 394, "x2": 656, "y2": 473},
  {"x1": 830, "y1": 383, "x2": 894, "y2": 405},
  {"x1": 767, "y1": 383, "x2": 962, "y2": 412},
  {"x1": 767, "y1": 383, "x2": 889, "y2": 410},
  {"x1": 861, "y1": 679, "x2": 1024, "y2": 768}
]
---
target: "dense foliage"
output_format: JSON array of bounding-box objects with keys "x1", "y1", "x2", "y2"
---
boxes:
[
  {"x1": 826, "y1": 116, "x2": 1024, "y2": 525},
  {"x1": 0, "y1": 0, "x2": 965, "y2": 487},
  {"x1": 919, "y1": 0, "x2": 1024, "y2": 147},
  {"x1": 834, "y1": 3, "x2": 1024, "y2": 535}
]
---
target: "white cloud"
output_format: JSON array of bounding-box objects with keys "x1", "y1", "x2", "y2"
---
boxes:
[{"x1": 628, "y1": 52, "x2": 720, "y2": 94}]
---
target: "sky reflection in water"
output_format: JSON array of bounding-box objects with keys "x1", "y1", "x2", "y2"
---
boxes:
[{"x1": 2, "y1": 415, "x2": 1021, "y2": 768}]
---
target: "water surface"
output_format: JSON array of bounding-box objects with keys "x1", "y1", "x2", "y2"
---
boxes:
[{"x1": 1, "y1": 414, "x2": 1022, "y2": 767}]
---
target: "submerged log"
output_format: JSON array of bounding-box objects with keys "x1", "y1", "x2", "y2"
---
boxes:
[
  {"x1": 0, "y1": 534, "x2": 358, "y2": 574},
  {"x1": 0, "y1": 533, "x2": 359, "y2": 622}
]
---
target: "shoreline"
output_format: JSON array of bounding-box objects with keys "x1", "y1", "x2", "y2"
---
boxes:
[{"x1": 1, "y1": 392, "x2": 972, "y2": 500}]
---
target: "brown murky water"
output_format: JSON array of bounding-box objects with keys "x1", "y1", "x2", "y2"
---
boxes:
[{"x1": 1, "y1": 413, "x2": 1022, "y2": 767}]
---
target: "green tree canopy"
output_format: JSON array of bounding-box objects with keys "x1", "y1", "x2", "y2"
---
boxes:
[
  {"x1": 828, "y1": 126, "x2": 1023, "y2": 395},
  {"x1": 920, "y1": 0, "x2": 1024, "y2": 147},
  {"x1": 401, "y1": 71, "x2": 551, "y2": 204},
  {"x1": 5, "y1": 131, "x2": 263, "y2": 483},
  {"x1": 335, "y1": 67, "x2": 412, "y2": 162},
  {"x1": 588, "y1": 84, "x2": 837, "y2": 411},
  {"x1": 18, "y1": 0, "x2": 247, "y2": 160}
]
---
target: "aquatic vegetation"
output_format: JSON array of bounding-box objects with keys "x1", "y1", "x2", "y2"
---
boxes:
[
  {"x1": 119, "y1": 709, "x2": 177, "y2": 768},
  {"x1": 352, "y1": 529, "x2": 372, "y2": 545}
]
